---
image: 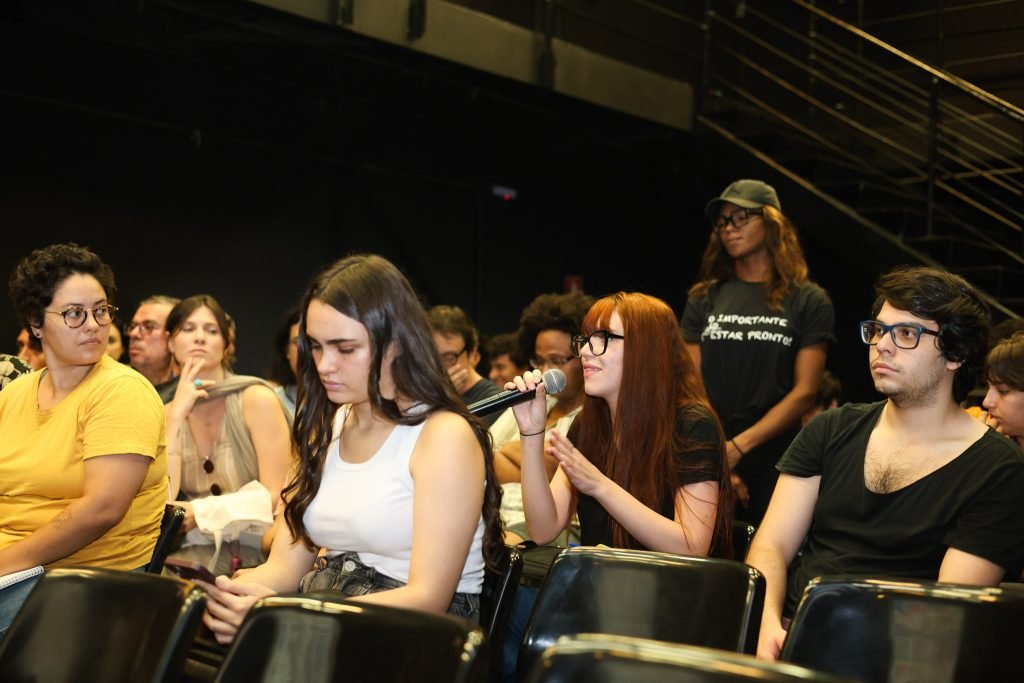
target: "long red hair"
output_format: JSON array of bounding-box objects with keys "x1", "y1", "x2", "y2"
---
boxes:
[{"x1": 572, "y1": 292, "x2": 733, "y2": 557}]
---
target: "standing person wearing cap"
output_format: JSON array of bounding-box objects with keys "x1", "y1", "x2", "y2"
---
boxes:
[{"x1": 682, "y1": 179, "x2": 835, "y2": 527}]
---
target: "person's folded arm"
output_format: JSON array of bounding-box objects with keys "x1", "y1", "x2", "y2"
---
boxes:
[{"x1": 0, "y1": 453, "x2": 151, "y2": 574}]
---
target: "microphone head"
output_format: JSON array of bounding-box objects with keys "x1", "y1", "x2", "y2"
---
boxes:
[{"x1": 541, "y1": 368, "x2": 568, "y2": 395}]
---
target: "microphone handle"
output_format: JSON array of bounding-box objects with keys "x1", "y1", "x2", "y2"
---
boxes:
[{"x1": 467, "y1": 386, "x2": 538, "y2": 417}]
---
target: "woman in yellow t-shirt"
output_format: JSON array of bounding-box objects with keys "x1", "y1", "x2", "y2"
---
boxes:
[{"x1": 0, "y1": 243, "x2": 167, "y2": 634}]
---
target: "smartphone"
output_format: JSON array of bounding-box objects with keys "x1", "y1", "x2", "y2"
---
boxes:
[{"x1": 164, "y1": 557, "x2": 218, "y2": 584}]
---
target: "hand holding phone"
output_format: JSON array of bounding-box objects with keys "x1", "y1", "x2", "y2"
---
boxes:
[{"x1": 164, "y1": 557, "x2": 218, "y2": 584}]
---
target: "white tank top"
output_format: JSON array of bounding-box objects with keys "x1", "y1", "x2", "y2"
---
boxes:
[{"x1": 304, "y1": 406, "x2": 485, "y2": 594}]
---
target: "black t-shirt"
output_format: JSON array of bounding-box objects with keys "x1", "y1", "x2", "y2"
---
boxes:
[
  {"x1": 681, "y1": 280, "x2": 835, "y2": 436},
  {"x1": 779, "y1": 401, "x2": 1024, "y2": 615},
  {"x1": 572, "y1": 403, "x2": 724, "y2": 548}
]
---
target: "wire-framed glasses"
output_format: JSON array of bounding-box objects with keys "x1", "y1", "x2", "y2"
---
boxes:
[
  {"x1": 125, "y1": 320, "x2": 162, "y2": 337},
  {"x1": 45, "y1": 305, "x2": 118, "y2": 329},
  {"x1": 859, "y1": 320, "x2": 940, "y2": 350},
  {"x1": 571, "y1": 330, "x2": 625, "y2": 357},
  {"x1": 713, "y1": 208, "x2": 763, "y2": 232}
]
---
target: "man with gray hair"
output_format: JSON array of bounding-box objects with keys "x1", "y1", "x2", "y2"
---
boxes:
[{"x1": 126, "y1": 294, "x2": 179, "y2": 400}]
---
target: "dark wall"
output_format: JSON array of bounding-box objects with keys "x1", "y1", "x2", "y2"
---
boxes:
[{"x1": 0, "y1": 0, "x2": 882, "y2": 405}]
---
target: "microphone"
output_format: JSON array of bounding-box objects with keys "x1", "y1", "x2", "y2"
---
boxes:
[{"x1": 467, "y1": 368, "x2": 567, "y2": 417}]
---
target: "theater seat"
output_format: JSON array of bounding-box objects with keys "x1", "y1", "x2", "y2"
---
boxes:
[
  {"x1": 0, "y1": 567, "x2": 206, "y2": 683},
  {"x1": 524, "y1": 633, "x2": 856, "y2": 682},
  {"x1": 481, "y1": 546, "x2": 524, "y2": 681},
  {"x1": 213, "y1": 594, "x2": 486, "y2": 683},
  {"x1": 517, "y1": 547, "x2": 766, "y2": 680},
  {"x1": 781, "y1": 575, "x2": 1024, "y2": 682},
  {"x1": 147, "y1": 504, "x2": 186, "y2": 574}
]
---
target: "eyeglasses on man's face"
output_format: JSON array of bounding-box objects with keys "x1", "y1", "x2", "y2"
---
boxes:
[
  {"x1": 125, "y1": 320, "x2": 163, "y2": 337},
  {"x1": 45, "y1": 304, "x2": 118, "y2": 329},
  {"x1": 860, "y1": 320, "x2": 940, "y2": 350},
  {"x1": 440, "y1": 346, "x2": 467, "y2": 368},
  {"x1": 571, "y1": 330, "x2": 626, "y2": 358},
  {"x1": 530, "y1": 354, "x2": 577, "y2": 369},
  {"x1": 713, "y1": 208, "x2": 763, "y2": 233}
]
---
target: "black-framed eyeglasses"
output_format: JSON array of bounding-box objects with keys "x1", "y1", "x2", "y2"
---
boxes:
[
  {"x1": 45, "y1": 305, "x2": 118, "y2": 329},
  {"x1": 125, "y1": 320, "x2": 162, "y2": 337},
  {"x1": 440, "y1": 346, "x2": 467, "y2": 368},
  {"x1": 859, "y1": 320, "x2": 940, "y2": 350},
  {"x1": 530, "y1": 354, "x2": 576, "y2": 369},
  {"x1": 713, "y1": 208, "x2": 763, "y2": 233},
  {"x1": 571, "y1": 330, "x2": 626, "y2": 357}
]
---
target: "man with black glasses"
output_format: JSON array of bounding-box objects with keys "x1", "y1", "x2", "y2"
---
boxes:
[
  {"x1": 747, "y1": 266, "x2": 1024, "y2": 661},
  {"x1": 126, "y1": 294, "x2": 180, "y2": 401}
]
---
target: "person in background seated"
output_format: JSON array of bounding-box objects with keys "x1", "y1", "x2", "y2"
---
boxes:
[
  {"x1": 978, "y1": 332, "x2": 1024, "y2": 449},
  {"x1": 0, "y1": 354, "x2": 31, "y2": 391},
  {"x1": 0, "y1": 243, "x2": 166, "y2": 635},
  {"x1": 106, "y1": 322, "x2": 125, "y2": 362},
  {"x1": 509, "y1": 291, "x2": 733, "y2": 555},
  {"x1": 801, "y1": 370, "x2": 842, "y2": 428},
  {"x1": 15, "y1": 328, "x2": 45, "y2": 370},
  {"x1": 500, "y1": 292, "x2": 733, "y2": 683},
  {"x1": 427, "y1": 304, "x2": 503, "y2": 426},
  {"x1": 199, "y1": 254, "x2": 504, "y2": 644},
  {"x1": 683, "y1": 179, "x2": 835, "y2": 526},
  {"x1": 485, "y1": 332, "x2": 529, "y2": 387},
  {"x1": 164, "y1": 295, "x2": 293, "y2": 574},
  {"x1": 126, "y1": 294, "x2": 180, "y2": 401},
  {"x1": 268, "y1": 306, "x2": 301, "y2": 420},
  {"x1": 747, "y1": 266, "x2": 1024, "y2": 661}
]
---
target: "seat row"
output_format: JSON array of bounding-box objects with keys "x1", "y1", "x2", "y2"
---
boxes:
[{"x1": 4, "y1": 544, "x2": 1024, "y2": 682}]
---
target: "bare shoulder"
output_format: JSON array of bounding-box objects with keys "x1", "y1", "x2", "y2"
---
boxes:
[
  {"x1": 241, "y1": 383, "x2": 282, "y2": 409},
  {"x1": 412, "y1": 409, "x2": 483, "y2": 469}
]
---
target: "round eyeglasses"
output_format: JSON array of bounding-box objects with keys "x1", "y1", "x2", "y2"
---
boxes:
[
  {"x1": 713, "y1": 208, "x2": 763, "y2": 233},
  {"x1": 571, "y1": 330, "x2": 625, "y2": 357},
  {"x1": 860, "y1": 320, "x2": 940, "y2": 350},
  {"x1": 440, "y1": 346, "x2": 467, "y2": 368},
  {"x1": 45, "y1": 305, "x2": 118, "y2": 329}
]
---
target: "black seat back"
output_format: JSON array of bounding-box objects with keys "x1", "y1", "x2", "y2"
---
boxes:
[
  {"x1": 782, "y1": 575, "x2": 1024, "y2": 683},
  {"x1": 147, "y1": 503, "x2": 185, "y2": 574},
  {"x1": 0, "y1": 567, "x2": 206, "y2": 683},
  {"x1": 524, "y1": 634, "x2": 858, "y2": 683},
  {"x1": 213, "y1": 594, "x2": 486, "y2": 683},
  {"x1": 518, "y1": 547, "x2": 766, "y2": 679}
]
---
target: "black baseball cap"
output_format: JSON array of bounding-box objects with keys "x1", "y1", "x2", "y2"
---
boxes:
[{"x1": 705, "y1": 179, "x2": 782, "y2": 220}]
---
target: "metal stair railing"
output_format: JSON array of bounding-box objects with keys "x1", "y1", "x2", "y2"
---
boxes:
[{"x1": 698, "y1": 0, "x2": 1024, "y2": 317}]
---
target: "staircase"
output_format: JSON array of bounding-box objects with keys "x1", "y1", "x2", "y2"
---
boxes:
[{"x1": 697, "y1": 0, "x2": 1024, "y2": 320}]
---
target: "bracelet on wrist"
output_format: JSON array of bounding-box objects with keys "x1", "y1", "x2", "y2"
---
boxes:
[
  {"x1": 519, "y1": 429, "x2": 545, "y2": 437},
  {"x1": 730, "y1": 439, "x2": 746, "y2": 457}
]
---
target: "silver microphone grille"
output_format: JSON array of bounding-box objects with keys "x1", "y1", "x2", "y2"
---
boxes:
[{"x1": 541, "y1": 368, "x2": 568, "y2": 395}]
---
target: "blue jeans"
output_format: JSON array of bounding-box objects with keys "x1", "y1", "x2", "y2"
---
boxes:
[
  {"x1": 299, "y1": 551, "x2": 480, "y2": 622},
  {"x1": 0, "y1": 573, "x2": 42, "y2": 637},
  {"x1": 502, "y1": 584, "x2": 540, "y2": 683}
]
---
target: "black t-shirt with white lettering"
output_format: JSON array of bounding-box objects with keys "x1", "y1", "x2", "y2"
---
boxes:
[{"x1": 682, "y1": 280, "x2": 835, "y2": 523}]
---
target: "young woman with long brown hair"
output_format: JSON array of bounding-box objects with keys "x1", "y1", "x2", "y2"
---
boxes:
[
  {"x1": 683, "y1": 179, "x2": 834, "y2": 528},
  {"x1": 509, "y1": 291, "x2": 733, "y2": 557},
  {"x1": 199, "y1": 254, "x2": 504, "y2": 643}
]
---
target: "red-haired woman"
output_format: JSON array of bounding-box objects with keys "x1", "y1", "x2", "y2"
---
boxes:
[
  {"x1": 509, "y1": 291, "x2": 733, "y2": 557},
  {"x1": 683, "y1": 179, "x2": 835, "y2": 527}
]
